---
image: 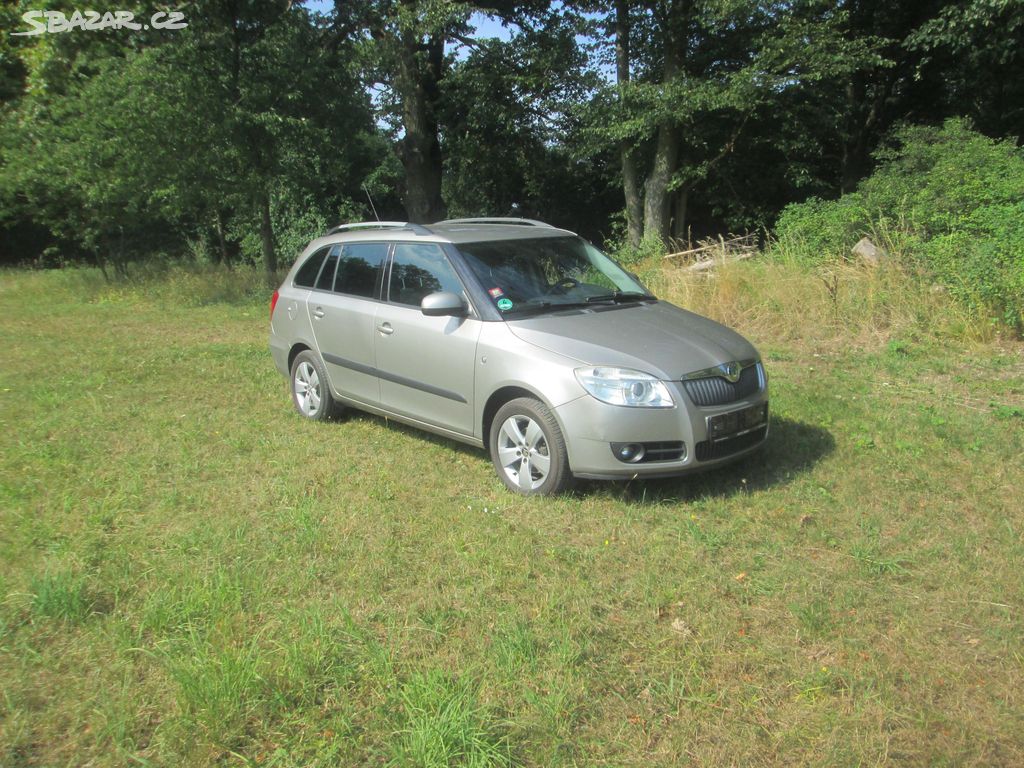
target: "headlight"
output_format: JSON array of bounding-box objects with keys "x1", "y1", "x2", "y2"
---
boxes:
[{"x1": 574, "y1": 367, "x2": 674, "y2": 408}]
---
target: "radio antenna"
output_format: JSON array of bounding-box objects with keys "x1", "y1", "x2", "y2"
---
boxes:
[{"x1": 363, "y1": 184, "x2": 380, "y2": 221}]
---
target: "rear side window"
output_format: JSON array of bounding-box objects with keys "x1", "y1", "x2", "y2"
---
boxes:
[
  {"x1": 335, "y1": 243, "x2": 389, "y2": 299},
  {"x1": 315, "y1": 245, "x2": 340, "y2": 291},
  {"x1": 388, "y1": 243, "x2": 464, "y2": 306},
  {"x1": 293, "y1": 246, "x2": 329, "y2": 288}
]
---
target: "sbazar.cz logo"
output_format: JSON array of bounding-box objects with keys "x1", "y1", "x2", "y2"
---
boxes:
[{"x1": 11, "y1": 10, "x2": 187, "y2": 36}]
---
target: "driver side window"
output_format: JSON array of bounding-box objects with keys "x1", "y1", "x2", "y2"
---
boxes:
[{"x1": 388, "y1": 243, "x2": 465, "y2": 306}]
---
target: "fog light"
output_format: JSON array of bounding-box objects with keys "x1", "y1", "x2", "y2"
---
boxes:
[{"x1": 611, "y1": 442, "x2": 646, "y2": 463}]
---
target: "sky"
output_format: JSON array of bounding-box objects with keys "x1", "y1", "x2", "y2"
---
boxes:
[{"x1": 303, "y1": 2, "x2": 517, "y2": 43}]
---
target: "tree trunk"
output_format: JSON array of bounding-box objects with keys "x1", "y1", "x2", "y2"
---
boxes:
[
  {"x1": 622, "y1": 147, "x2": 643, "y2": 247},
  {"x1": 615, "y1": 0, "x2": 643, "y2": 248},
  {"x1": 841, "y1": 70, "x2": 891, "y2": 193},
  {"x1": 112, "y1": 227, "x2": 129, "y2": 279},
  {"x1": 671, "y1": 185, "x2": 690, "y2": 241},
  {"x1": 95, "y1": 251, "x2": 109, "y2": 283},
  {"x1": 259, "y1": 190, "x2": 277, "y2": 286},
  {"x1": 644, "y1": 123, "x2": 679, "y2": 244},
  {"x1": 840, "y1": 79, "x2": 866, "y2": 193},
  {"x1": 396, "y1": 33, "x2": 446, "y2": 224},
  {"x1": 215, "y1": 210, "x2": 232, "y2": 269},
  {"x1": 642, "y1": 0, "x2": 686, "y2": 245}
]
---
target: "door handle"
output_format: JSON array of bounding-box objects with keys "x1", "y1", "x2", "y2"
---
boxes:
[
  {"x1": 377, "y1": 322, "x2": 394, "y2": 336},
  {"x1": 312, "y1": 307, "x2": 325, "y2": 319}
]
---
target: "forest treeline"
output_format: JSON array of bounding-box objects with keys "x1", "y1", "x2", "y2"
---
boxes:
[{"x1": 0, "y1": 0, "x2": 1021, "y2": 283}]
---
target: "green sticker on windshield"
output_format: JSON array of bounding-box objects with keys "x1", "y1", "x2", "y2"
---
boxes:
[{"x1": 496, "y1": 297, "x2": 513, "y2": 311}]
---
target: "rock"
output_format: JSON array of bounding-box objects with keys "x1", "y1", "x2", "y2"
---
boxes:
[
  {"x1": 930, "y1": 283, "x2": 948, "y2": 294},
  {"x1": 852, "y1": 237, "x2": 887, "y2": 267}
]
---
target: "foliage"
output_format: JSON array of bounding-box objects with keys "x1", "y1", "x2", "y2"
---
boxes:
[
  {"x1": 773, "y1": 120, "x2": 1024, "y2": 330},
  {"x1": 905, "y1": 3, "x2": 1024, "y2": 142},
  {"x1": 576, "y1": 0, "x2": 883, "y2": 242},
  {"x1": 441, "y1": 12, "x2": 599, "y2": 220},
  {"x1": 609, "y1": 229, "x2": 667, "y2": 267},
  {"x1": 0, "y1": 2, "x2": 381, "y2": 278},
  {"x1": 0, "y1": 0, "x2": 1022, "y2": 307}
]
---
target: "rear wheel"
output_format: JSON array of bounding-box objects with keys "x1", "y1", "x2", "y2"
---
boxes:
[
  {"x1": 290, "y1": 350, "x2": 340, "y2": 421},
  {"x1": 490, "y1": 397, "x2": 572, "y2": 496}
]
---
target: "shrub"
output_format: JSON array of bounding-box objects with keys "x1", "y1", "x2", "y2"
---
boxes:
[
  {"x1": 610, "y1": 230, "x2": 667, "y2": 267},
  {"x1": 772, "y1": 120, "x2": 1024, "y2": 331}
]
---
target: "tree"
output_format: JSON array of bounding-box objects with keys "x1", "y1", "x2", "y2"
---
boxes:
[
  {"x1": 583, "y1": 0, "x2": 877, "y2": 246},
  {"x1": 905, "y1": 0, "x2": 1024, "y2": 142},
  {"x1": 335, "y1": 0, "x2": 552, "y2": 223},
  {"x1": 0, "y1": 1, "x2": 382, "y2": 283},
  {"x1": 440, "y1": 11, "x2": 601, "y2": 222}
]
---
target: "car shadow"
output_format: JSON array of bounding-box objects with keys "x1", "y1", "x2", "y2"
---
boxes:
[
  {"x1": 341, "y1": 410, "x2": 486, "y2": 459},
  {"x1": 575, "y1": 416, "x2": 836, "y2": 503},
  {"x1": 343, "y1": 411, "x2": 833, "y2": 503}
]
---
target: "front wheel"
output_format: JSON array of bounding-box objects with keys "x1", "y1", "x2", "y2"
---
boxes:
[
  {"x1": 490, "y1": 397, "x2": 572, "y2": 496},
  {"x1": 290, "y1": 350, "x2": 341, "y2": 421}
]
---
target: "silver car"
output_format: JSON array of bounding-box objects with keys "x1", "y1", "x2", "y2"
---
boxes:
[{"x1": 269, "y1": 218, "x2": 768, "y2": 495}]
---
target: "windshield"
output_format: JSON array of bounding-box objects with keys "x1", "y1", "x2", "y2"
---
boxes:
[{"x1": 455, "y1": 236, "x2": 654, "y2": 316}]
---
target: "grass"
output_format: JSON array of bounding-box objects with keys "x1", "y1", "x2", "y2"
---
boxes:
[{"x1": 0, "y1": 261, "x2": 1022, "y2": 765}]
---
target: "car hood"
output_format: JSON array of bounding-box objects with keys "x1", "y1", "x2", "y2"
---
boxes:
[{"x1": 505, "y1": 301, "x2": 759, "y2": 380}]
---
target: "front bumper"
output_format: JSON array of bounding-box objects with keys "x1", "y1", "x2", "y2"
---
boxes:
[{"x1": 555, "y1": 382, "x2": 768, "y2": 480}]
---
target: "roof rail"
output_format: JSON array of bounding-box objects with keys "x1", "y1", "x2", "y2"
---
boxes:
[
  {"x1": 434, "y1": 217, "x2": 554, "y2": 228},
  {"x1": 324, "y1": 221, "x2": 432, "y2": 236}
]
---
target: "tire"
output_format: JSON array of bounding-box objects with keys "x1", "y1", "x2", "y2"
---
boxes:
[
  {"x1": 489, "y1": 397, "x2": 572, "y2": 496},
  {"x1": 290, "y1": 350, "x2": 341, "y2": 421}
]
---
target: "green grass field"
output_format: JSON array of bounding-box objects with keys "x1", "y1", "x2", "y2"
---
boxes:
[{"x1": 1, "y1": 264, "x2": 1022, "y2": 766}]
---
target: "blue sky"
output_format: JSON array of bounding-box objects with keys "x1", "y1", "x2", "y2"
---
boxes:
[{"x1": 303, "y1": 2, "x2": 516, "y2": 42}]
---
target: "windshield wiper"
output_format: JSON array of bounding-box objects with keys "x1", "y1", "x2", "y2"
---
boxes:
[
  {"x1": 503, "y1": 301, "x2": 591, "y2": 317},
  {"x1": 584, "y1": 290, "x2": 653, "y2": 304}
]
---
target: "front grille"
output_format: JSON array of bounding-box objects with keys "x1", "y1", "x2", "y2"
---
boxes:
[
  {"x1": 695, "y1": 425, "x2": 768, "y2": 461},
  {"x1": 682, "y1": 363, "x2": 762, "y2": 406}
]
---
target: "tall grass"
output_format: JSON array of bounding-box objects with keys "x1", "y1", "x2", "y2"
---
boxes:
[
  {"x1": 641, "y1": 253, "x2": 993, "y2": 350},
  {"x1": 2, "y1": 261, "x2": 274, "y2": 309},
  {"x1": 389, "y1": 670, "x2": 512, "y2": 768},
  {"x1": 29, "y1": 569, "x2": 93, "y2": 623},
  {"x1": 164, "y1": 630, "x2": 268, "y2": 746},
  {"x1": 96, "y1": 262, "x2": 272, "y2": 307}
]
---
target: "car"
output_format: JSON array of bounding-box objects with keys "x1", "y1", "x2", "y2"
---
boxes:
[{"x1": 269, "y1": 218, "x2": 768, "y2": 495}]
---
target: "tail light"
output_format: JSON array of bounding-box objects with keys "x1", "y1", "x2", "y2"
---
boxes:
[{"x1": 270, "y1": 289, "x2": 279, "y2": 320}]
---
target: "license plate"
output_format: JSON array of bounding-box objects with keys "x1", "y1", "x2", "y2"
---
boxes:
[{"x1": 707, "y1": 402, "x2": 768, "y2": 439}]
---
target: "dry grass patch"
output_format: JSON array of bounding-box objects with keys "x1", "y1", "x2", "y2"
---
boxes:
[{"x1": 643, "y1": 257, "x2": 999, "y2": 351}]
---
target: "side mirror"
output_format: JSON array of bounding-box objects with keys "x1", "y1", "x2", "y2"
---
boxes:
[{"x1": 421, "y1": 291, "x2": 467, "y2": 317}]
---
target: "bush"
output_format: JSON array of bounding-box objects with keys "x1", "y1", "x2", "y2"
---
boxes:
[
  {"x1": 610, "y1": 230, "x2": 666, "y2": 267},
  {"x1": 772, "y1": 120, "x2": 1024, "y2": 331}
]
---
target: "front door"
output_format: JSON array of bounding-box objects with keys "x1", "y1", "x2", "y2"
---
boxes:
[{"x1": 374, "y1": 242, "x2": 481, "y2": 436}]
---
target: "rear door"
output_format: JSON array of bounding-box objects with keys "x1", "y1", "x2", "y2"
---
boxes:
[
  {"x1": 307, "y1": 242, "x2": 389, "y2": 406},
  {"x1": 374, "y1": 242, "x2": 481, "y2": 436}
]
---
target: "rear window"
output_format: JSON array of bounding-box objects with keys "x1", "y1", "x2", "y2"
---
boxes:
[
  {"x1": 315, "y1": 246, "x2": 340, "y2": 291},
  {"x1": 293, "y1": 246, "x2": 330, "y2": 288},
  {"x1": 335, "y1": 242, "x2": 389, "y2": 299}
]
